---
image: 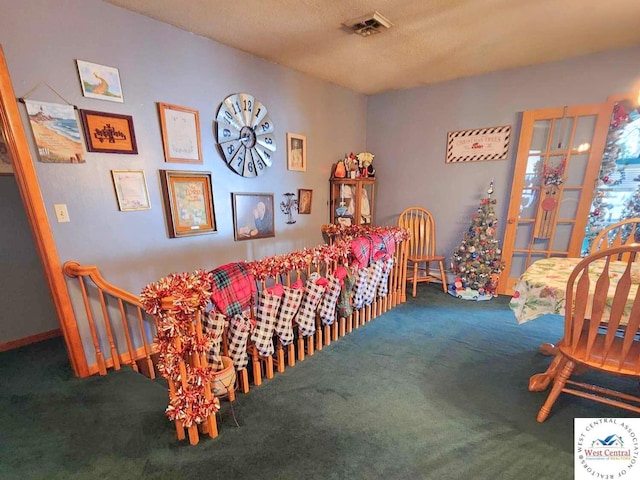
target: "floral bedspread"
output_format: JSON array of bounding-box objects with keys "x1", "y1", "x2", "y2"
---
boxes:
[{"x1": 509, "y1": 257, "x2": 639, "y2": 324}]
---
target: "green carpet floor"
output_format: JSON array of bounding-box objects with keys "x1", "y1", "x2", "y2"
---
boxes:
[{"x1": 1, "y1": 284, "x2": 638, "y2": 479}]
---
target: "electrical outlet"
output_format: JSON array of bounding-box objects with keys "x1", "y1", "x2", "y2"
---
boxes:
[{"x1": 53, "y1": 204, "x2": 70, "y2": 223}]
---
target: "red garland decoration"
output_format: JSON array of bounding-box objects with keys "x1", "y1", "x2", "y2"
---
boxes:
[
  {"x1": 321, "y1": 224, "x2": 410, "y2": 242},
  {"x1": 140, "y1": 270, "x2": 220, "y2": 427},
  {"x1": 245, "y1": 226, "x2": 408, "y2": 280}
]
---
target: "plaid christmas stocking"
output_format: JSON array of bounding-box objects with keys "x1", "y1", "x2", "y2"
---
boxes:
[
  {"x1": 318, "y1": 274, "x2": 341, "y2": 326},
  {"x1": 363, "y1": 260, "x2": 384, "y2": 306},
  {"x1": 227, "y1": 311, "x2": 253, "y2": 369},
  {"x1": 250, "y1": 286, "x2": 284, "y2": 357},
  {"x1": 377, "y1": 257, "x2": 395, "y2": 297},
  {"x1": 352, "y1": 266, "x2": 370, "y2": 310},
  {"x1": 273, "y1": 282, "x2": 304, "y2": 346},
  {"x1": 202, "y1": 309, "x2": 226, "y2": 370},
  {"x1": 294, "y1": 273, "x2": 326, "y2": 337}
]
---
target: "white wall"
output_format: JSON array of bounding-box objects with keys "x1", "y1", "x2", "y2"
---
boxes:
[{"x1": 368, "y1": 45, "x2": 640, "y2": 276}]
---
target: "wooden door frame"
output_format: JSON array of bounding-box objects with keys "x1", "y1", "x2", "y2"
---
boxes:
[{"x1": 0, "y1": 45, "x2": 88, "y2": 376}]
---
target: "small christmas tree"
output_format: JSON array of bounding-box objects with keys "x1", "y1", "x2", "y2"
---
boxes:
[{"x1": 449, "y1": 180, "x2": 504, "y2": 300}]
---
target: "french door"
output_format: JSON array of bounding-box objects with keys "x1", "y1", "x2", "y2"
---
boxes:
[{"x1": 498, "y1": 102, "x2": 613, "y2": 295}]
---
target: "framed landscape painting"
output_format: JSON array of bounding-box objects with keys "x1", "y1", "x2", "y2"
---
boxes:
[
  {"x1": 24, "y1": 100, "x2": 84, "y2": 163},
  {"x1": 76, "y1": 60, "x2": 124, "y2": 103}
]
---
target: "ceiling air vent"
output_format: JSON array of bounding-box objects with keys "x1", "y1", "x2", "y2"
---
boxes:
[{"x1": 344, "y1": 11, "x2": 393, "y2": 37}]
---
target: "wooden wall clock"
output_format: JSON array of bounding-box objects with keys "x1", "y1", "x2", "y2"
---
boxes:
[{"x1": 215, "y1": 93, "x2": 276, "y2": 177}]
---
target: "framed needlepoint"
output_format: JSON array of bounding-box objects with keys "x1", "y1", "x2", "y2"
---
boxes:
[{"x1": 446, "y1": 125, "x2": 511, "y2": 163}]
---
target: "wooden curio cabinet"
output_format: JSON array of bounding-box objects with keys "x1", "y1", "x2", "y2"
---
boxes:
[{"x1": 329, "y1": 177, "x2": 375, "y2": 226}]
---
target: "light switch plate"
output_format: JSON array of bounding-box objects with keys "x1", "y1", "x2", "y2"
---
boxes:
[{"x1": 53, "y1": 204, "x2": 70, "y2": 223}]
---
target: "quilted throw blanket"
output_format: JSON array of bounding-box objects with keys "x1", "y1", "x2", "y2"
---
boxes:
[{"x1": 210, "y1": 262, "x2": 257, "y2": 317}]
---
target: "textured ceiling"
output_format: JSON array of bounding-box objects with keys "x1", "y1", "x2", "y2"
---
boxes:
[{"x1": 105, "y1": 0, "x2": 640, "y2": 95}]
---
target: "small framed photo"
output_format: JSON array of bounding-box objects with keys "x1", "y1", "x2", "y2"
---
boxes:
[
  {"x1": 76, "y1": 60, "x2": 124, "y2": 103},
  {"x1": 160, "y1": 170, "x2": 217, "y2": 238},
  {"x1": 79, "y1": 109, "x2": 138, "y2": 154},
  {"x1": 298, "y1": 189, "x2": 312, "y2": 214},
  {"x1": 232, "y1": 193, "x2": 275, "y2": 241},
  {"x1": 157, "y1": 102, "x2": 202, "y2": 164},
  {"x1": 286, "y1": 132, "x2": 306, "y2": 171},
  {"x1": 111, "y1": 170, "x2": 150, "y2": 211}
]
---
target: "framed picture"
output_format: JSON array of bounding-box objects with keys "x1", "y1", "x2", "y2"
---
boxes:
[
  {"x1": 160, "y1": 170, "x2": 217, "y2": 238},
  {"x1": 79, "y1": 109, "x2": 138, "y2": 154},
  {"x1": 286, "y1": 132, "x2": 306, "y2": 171},
  {"x1": 157, "y1": 102, "x2": 202, "y2": 164},
  {"x1": 0, "y1": 122, "x2": 12, "y2": 174},
  {"x1": 446, "y1": 125, "x2": 511, "y2": 163},
  {"x1": 76, "y1": 60, "x2": 124, "y2": 103},
  {"x1": 298, "y1": 188, "x2": 312, "y2": 214},
  {"x1": 111, "y1": 170, "x2": 150, "y2": 211},
  {"x1": 25, "y1": 100, "x2": 85, "y2": 163},
  {"x1": 232, "y1": 193, "x2": 275, "y2": 241}
]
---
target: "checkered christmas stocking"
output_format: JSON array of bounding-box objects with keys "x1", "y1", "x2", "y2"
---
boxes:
[
  {"x1": 318, "y1": 274, "x2": 341, "y2": 326},
  {"x1": 377, "y1": 257, "x2": 395, "y2": 297},
  {"x1": 250, "y1": 287, "x2": 284, "y2": 357},
  {"x1": 202, "y1": 309, "x2": 226, "y2": 370},
  {"x1": 352, "y1": 266, "x2": 370, "y2": 310},
  {"x1": 294, "y1": 273, "x2": 326, "y2": 337},
  {"x1": 363, "y1": 260, "x2": 384, "y2": 306},
  {"x1": 273, "y1": 284, "x2": 304, "y2": 346},
  {"x1": 227, "y1": 311, "x2": 253, "y2": 369},
  {"x1": 337, "y1": 266, "x2": 356, "y2": 318}
]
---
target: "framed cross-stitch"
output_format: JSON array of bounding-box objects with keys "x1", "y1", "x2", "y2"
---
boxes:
[
  {"x1": 232, "y1": 193, "x2": 275, "y2": 241},
  {"x1": 160, "y1": 170, "x2": 217, "y2": 238},
  {"x1": 80, "y1": 109, "x2": 138, "y2": 154},
  {"x1": 111, "y1": 170, "x2": 150, "y2": 211},
  {"x1": 157, "y1": 102, "x2": 202, "y2": 164},
  {"x1": 76, "y1": 60, "x2": 124, "y2": 103},
  {"x1": 446, "y1": 125, "x2": 511, "y2": 163},
  {"x1": 287, "y1": 132, "x2": 306, "y2": 171}
]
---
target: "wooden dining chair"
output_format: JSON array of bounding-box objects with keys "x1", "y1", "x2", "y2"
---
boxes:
[
  {"x1": 398, "y1": 207, "x2": 447, "y2": 297},
  {"x1": 537, "y1": 244, "x2": 640, "y2": 422},
  {"x1": 591, "y1": 217, "x2": 640, "y2": 259}
]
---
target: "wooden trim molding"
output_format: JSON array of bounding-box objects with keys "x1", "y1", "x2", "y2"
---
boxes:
[
  {"x1": 0, "y1": 45, "x2": 88, "y2": 376},
  {"x1": 0, "y1": 328, "x2": 62, "y2": 352}
]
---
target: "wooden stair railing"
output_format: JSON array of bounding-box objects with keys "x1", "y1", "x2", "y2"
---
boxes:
[
  {"x1": 63, "y1": 261, "x2": 157, "y2": 379},
  {"x1": 63, "y1": 229, "x2": 409, "y2": 445}
]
